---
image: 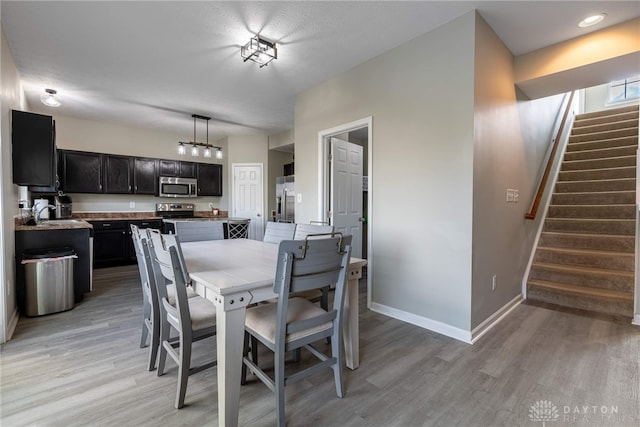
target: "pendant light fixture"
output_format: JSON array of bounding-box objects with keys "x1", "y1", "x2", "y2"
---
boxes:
[{"x1": 178, "y1": 114, "x2": 223, "y2": 159}]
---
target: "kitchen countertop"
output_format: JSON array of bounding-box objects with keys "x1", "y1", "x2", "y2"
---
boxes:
[
  {"x1": 15, "y1": 211, "x2": 234, "y2": 231},
  {"x1": 162, "y1": 217, "x2": 242, "y2": 223},
  {"x1": 15, "y1": 218, "x2": 93, "y2": 232}
]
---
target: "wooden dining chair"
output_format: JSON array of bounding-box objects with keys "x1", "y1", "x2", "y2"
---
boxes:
[
  {"x1": 130, "y1": 224, "x2": 157, "y2": 370},
  {"x1": 241, "y1": 234, "x2": 352, "y2": 426},
  {"x1": 146, "y1": 231, "x2": 217, "y2": 409},
  {"x1": 263, "y1": 221, "x2": 296, "y2": 244},
  {"x1": 291, "y1": 223, "x2": 335, "y2": 311},
  {"x1": 227, "y1": 219, "x2": 250, "y2": 239},
  {"x1": 174, "y1": 220, "x2": 224, "y2": 242}
]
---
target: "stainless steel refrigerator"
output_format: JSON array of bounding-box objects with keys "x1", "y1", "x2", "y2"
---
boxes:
[{"x1": 275, "y1": 175, "x2": 295, "y2": 223}]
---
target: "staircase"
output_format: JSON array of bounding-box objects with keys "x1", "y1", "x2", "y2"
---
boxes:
[{"x1": 527, "y1": 104, "x2": 639, "y2": 317}]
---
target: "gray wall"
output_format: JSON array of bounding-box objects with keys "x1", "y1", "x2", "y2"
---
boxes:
[
  {"x1": 470, "y1": 15, "x2": 564, "y2": 329},
  {"x1": 295, "y1": 12, "x2": 477, "y2": 333},
  {"x1": 294, "y1": 11, "x2": 566, "y2": 339}
]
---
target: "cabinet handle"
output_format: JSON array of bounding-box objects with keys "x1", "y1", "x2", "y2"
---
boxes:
[
  {"x1": 135, "y1": 186, "x2": 138, "y2": 191},
  {"x1": 103, "y1": 224, "x2": 111, "y2": 227},
  {"x1": 141, "y1": 222, "x2": 149, "y2": 226},
  {"x1": 128, "y1": 185, "x2": 132, "y2": 192}
]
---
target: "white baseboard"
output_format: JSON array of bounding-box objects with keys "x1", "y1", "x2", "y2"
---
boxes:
[
  {"x1": 632, "y1": 314, "x2": 640, "y2": 327},
  {"x1": 470, "y1": 294, "x2": 524, "y2": 344},
  {"x1": 370, "y1": 294, "x2": 524, "y2": 345},
  {"x1": 369, "y1": 302, "x2": 473, "y2": 344}
]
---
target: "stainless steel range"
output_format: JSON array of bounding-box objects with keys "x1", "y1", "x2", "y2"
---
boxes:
[{"x1": 155, "y1": 203, "x2": 199, "y2": 219}]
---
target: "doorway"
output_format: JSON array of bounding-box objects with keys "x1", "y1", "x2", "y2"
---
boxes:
[
  {"x1": 318, "y1": 117, "x2": 372, "y2": 306},
  {"x1": 231, "y1": 163, "x2": 264, "y2": 240}
]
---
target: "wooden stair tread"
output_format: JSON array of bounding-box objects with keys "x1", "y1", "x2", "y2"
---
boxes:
[
  {"x1": 540, "y1": 230, "x2": 634, "y2": 240},
  {"x1": 528, "y1": 279, "x2": 633, "y2": 301},
  {"x1": 548, "y1": 203, "x2": 636, "y2": 208},
  {"x1": 531, "y1": 261, "x2": 634, "y2": 278},
  {"x1": 552, "y1": 190, "x2": 635, "y2": 196},
  {"x1": 536, "y1": 246, "x2": 634, "y2": 258}
]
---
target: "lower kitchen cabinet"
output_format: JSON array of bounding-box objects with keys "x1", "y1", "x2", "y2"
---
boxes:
[
  {"x1": 91, "y1": 220, "x2": 127, "y2": 267},
  {"x1": 15, "y1": 228, "x2": 92, "y2": 313},
  {"x1": 90, "y1": 219, "x2": 162, "y2": 267}
]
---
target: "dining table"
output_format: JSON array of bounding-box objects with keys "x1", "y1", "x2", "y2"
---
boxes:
[{"x1": 180, "y1": 238, "x2": 367, "y2": 427}]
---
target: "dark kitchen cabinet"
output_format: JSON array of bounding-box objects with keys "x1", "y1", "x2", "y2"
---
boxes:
[
  {"x1": 133, "y1": 158, "x2": 157, "y2": 194},
  {"x1": 90, "y1": 220, "x2": 127, "y2": 267},
  {"x1": 12, "y1": 110, "x2": 56, "y2": 187},
  {"x1": 104, "y1": 155, "x2": 133, "y2": 193},
  {"x1": 197, "y1": 163, "x2": 223, "y2": 196},
  {"x1": 61, "y1": 150, "x2": 103, "y2": 193},
  {"x1": 91, "y1": 219, "x2": 162, "y2": 267},
  {"x1": 159, "y1": 160, "x2": 196, "y2": 178}
]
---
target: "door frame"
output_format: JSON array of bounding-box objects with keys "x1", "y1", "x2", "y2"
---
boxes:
[
  {"x1": 318, "y1": 116, "x2": 373, "y2": 307},
  {"x1": 231, "y1": 163, "x2": 265, "y2": 240}
]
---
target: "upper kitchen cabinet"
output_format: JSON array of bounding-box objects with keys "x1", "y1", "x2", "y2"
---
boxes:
[
  {"x1": 60, "y1": 150, "x2": 103, "y2": 193},
  {"x1": 197, "y1": 163, "x2": 223, "y2": 196},
  {"x1": 133, "y1": 157, "x2": 157, "y2": 194},
  {"x1": 12, "y1": 110, "x2": 56, "y2": 187},
  {"x1": 104, "y1": 154, "x2": 133, "y2": 193},
  {"x1": 159, "y1": 160, "x2": 196, "y2": 178}
]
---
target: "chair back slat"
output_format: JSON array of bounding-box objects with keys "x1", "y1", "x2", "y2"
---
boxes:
[
  {"x1": 293, "y1": 223, "x2": 334, "y2": 240},
  {"x1": 174, "y1": 221, "x2": 224, "y2": 242},
  {"x1": 263, "y1": 222, "x2": 296, "y2": 243},
  {"x1": 274, "y1": 236, "x2": 351, "y2": 306}
]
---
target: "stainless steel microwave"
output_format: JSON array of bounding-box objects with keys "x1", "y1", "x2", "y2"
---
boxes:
[{"x1": 158, "y1": 176, "x2": 198, "y2": 198}]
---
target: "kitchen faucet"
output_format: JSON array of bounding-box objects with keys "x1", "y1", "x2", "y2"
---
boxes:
[{"x1": 34, "y1": 204, "x2": 56, "y2": 222}]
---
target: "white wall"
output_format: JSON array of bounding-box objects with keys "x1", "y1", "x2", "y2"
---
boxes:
[
  {"x1": 295, "y1": 12, "x2": 476, "y2": 332},
  {"x1": 28, "y1": 113, "x2": 229, "y2": 213},
  {"x1": 583, "y1": 82, "x2": 640, "y2": 113},
  {"x1": 1, "y1": 25, "x2": 29, "y2": 342},
  {"x1": 470, "y1": 14, "x2": 565, "y2": 329}
]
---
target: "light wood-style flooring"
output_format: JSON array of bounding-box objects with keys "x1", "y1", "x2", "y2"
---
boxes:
[{"x1": 1, "y1": 265, "x2": 638, "y2": 426}]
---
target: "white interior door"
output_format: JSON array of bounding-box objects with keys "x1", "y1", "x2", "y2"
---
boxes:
[
  {"x1": 331, "y1": 138, "x2": 363, "y2": 258},
  {"x1": 232, "y1": 164, "x2": 264, "y2": 240}
]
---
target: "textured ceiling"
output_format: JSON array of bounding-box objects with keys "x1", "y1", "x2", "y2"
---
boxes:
[{"x1": 2, "y1": 1, "x2": 638, "y2": 139}]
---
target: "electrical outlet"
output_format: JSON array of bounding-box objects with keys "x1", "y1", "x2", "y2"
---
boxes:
[
  {"x1": 129, "y1": 202, "x2": 135, "y2": 209},
  {"x1": 492, "y1": 275, "x2": 497, "y2": 291},
  {"x1": 297, "y1": 193, "x2": 302, "y2": 203}
]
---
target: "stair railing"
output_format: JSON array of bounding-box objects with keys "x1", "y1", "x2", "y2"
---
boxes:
[{"x1": 525, "y1": 91, "x2": 576, "y2": 220}]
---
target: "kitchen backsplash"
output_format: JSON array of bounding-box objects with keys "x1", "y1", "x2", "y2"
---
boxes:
[{"x1": 69, "y1": 193, "x2": 226, "y2": 213}]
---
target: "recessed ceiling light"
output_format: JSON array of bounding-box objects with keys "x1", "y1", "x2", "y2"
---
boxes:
[
  {"x1": 40, "y1": 88, "x2": 61, "y2": 107},
  {"x1": 579, "y1": 13, "x2": 607, "y2": 28}
]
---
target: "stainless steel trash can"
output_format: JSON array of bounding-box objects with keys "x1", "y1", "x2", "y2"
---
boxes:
[{"x1": 22, "y1": 247, "x2": 77, "y2": 317}]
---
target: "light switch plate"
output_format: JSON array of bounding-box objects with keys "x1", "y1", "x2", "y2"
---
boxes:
[
  {"x1": 506, "y1": 189, "x2": 514, "y2": 202},
  {"x1": 513, "y1": 189, "x2": 519, "y2": 202},
  {"x1": 297, "y1": 193, "x2": 302, "y2": 203},
  {"x1": 129, "y1": 202, "x2": 135, "y2": 209}
]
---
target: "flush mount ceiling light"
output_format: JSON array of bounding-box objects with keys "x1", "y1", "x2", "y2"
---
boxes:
[
  {"x1": 178, "y1": 114, "x2": 223, "y2": 159},
  {"x1": 579, "y1": 13, "x2": 607, "y2": 28},
  {"x1": 241, "y1": 35, "x2": 277, "y2": 68},
  {"x1": 40, "y1": 88, "x2": 61, "y2": 107}
]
